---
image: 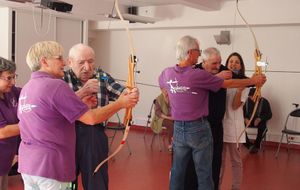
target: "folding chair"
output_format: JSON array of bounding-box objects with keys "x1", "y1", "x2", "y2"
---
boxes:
[
  {"x1": 143, "y1": 98, "x2": 169, "y2": 151},
  {"x1": 143, "y1": 99, "x2": 156, "y2": 138},
  {"x1": 246, "y1": 126, "x2": 268, "y2": 151},
  {"x1": 106, "y1": 112, "x2": 132, "y2": 155},
  {"x1": 275, "y1": 104, "x2": 300, "y2": 158}
]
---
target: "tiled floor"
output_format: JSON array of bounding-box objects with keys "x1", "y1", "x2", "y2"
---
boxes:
[{"x1": 8, "y1": 127, "x2": 300, "y2": 190}]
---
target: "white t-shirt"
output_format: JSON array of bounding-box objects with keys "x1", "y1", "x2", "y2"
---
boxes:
[{"x1": 223, "y1": 88, "x2": 250, "y2": 143}]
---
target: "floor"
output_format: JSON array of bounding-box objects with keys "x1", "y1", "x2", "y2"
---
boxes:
[{"x1": 8, "y1": 127, "x2": 300, "y2": 190}]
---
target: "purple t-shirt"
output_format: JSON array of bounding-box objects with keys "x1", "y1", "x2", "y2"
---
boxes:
[
  {"x1": 0, "y1": 86, "x2": 21, "y2": 175},
  {"x1": 17, "y1": 71, "x2": 89, "y2": 182},
  {"x1": 159, "y1": 65, "x2": 224, "y2": 121}
]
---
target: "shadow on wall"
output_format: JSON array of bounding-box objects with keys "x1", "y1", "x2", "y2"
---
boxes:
[{"x1": 153, "y1": 4, "x2": 185, "y2": 20}]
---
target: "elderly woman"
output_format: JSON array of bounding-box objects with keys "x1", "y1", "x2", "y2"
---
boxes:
[{"x1": 0, "y1": 57, "x2": 20, "y2": 190}]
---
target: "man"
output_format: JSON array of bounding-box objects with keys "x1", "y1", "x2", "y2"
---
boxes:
[
  {"x1": 244, "y1": 87, "x2": 272, "y2": 153},
  {"x1": 159, "y1": 36, "x2": 266, "y2": 190},
  {"x1": 184, "y1": 47, "x2": 232, "y2": 190},
  {"x1": 63, "y1": 43, "x2": 128, "y2": 190},
  {"x1": 17, "y1": 41, "x2": 139, "y2": 190}
]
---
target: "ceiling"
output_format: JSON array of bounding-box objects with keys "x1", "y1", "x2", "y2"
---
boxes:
[{"x1": 0, "y1": 0, "x2": 234, "y2": 21}]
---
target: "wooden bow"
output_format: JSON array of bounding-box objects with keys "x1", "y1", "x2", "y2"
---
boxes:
[
  {"x1": 93, "y1": 0, "x2": 137, "y2": 174},
  {"x1": 235, "y1": 0, "x2": 263, "y2": 149}
]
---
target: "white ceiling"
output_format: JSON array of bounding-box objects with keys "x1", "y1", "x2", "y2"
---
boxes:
[{"x1": 0, "y1": 0, "x2": 234, "y2": 21}]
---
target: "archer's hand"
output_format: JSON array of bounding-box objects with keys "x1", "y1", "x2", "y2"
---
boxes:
[
  {"x1": 77, "y1": 79, "x2": 99, "y2": 98},
  {"x1": 254, "y1": 118, "x2": 261, "y2": 127},
  {"x1": 251, "y1": 74, "x2": 266, "y2": 87},
  {"x1": 117, "y1": 87, "x2": 139, "y2": 108},
  {"x1": 216, "y1": 70, "x2": 232, "y2": 80},
  {"x1": 82, "y1": 95, "x2": 98, "y2": 109}
]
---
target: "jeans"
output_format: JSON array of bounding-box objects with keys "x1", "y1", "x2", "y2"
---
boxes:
[{"x1": 170, "y1": 118, "x2": 213, "y2": 190}]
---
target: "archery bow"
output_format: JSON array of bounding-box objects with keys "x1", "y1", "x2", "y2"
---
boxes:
[
  {"x1": 235, "y1": 0, "x2": 263, "y2": 149},
  {"x1": 93, "y1": 0, "x2": 137, "y2": 174}
]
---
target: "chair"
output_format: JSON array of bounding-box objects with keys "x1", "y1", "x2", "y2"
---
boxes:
[
  {"x1": 143, "y1": 99, "x2": 156, "y2": 138},
  {"x1": 275, "y1": 104, "x2": 300, "y2": 158},
  {"x1": 246, "y1": 126, "x2": 268, "y2": 151},
  {"x1": 144, "y1": 98, "x2": 169, "y2": 152},
  {"x1": 106, "y1": 112, "x2": 132, "y2": 155}
]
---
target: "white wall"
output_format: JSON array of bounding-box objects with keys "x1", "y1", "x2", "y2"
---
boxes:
[
  {"x1": 0, "y1": 7, "x2": 11, "y2": 59},
  {"x1": 14, "y1": 9, "x2": 83, "y2": 86},
  {"x1": 90, "y1": 0, "x2": 300, "y2": 142}
]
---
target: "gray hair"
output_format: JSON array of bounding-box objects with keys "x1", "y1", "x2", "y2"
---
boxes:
[
  {"x1": 202, "y1": 47, "x2": 221, "y2": 61},
  {"x1": 26, "y1": 41, "x2": 64, "y2": 72},
  {"x1": 176, "y1": 35, "x2": 199, "y2": 61},
  {"x1": 0, "y1": 57, "x2": 16, "y2": 74},
  {"x1": 68, "y1": 43, "x2": 95, "y2": 60}
]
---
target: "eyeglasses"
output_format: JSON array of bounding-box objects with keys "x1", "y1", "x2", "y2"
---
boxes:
[
  {"x1": 51, "y1": 55, "x2": 64, "y2": 61},
  {"x1": 0, "y1": 74, "x2": 18, "y2": 82},
  {"x1": 189, "y1": 49, "x2": 202, "y2": 54}
]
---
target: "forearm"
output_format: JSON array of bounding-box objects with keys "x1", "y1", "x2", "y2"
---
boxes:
[
  {"x1": 0, "y1": 124, "x2": 19, "y2": 139},
  {"x1": 232, "y1": 90, "x2": 243, "y2": 110},
  {"x1": 222, "y1": 78, "x2": 254, "y2": 88},
  {"x1": 79, "y1": 101, "x2": 123, "y2": 125}
]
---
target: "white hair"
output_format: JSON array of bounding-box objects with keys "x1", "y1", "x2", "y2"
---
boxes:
[
  {"x1": 176, "y1": 35, "x2": 199, "y2": 61},
  {"x1": 202, "y1": 47, "x2": 221, "y2": 61},
  {"x1": 68, "y1": 43, "x2": 95, "y2": 60}
]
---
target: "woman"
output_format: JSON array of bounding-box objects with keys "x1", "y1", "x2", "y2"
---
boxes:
[
  {"x1": 219, "y1": 52, "x2": 249, "y2": 190},
  {"x1": 0, "y1": 57, "x2": 20, "y2": 190}
]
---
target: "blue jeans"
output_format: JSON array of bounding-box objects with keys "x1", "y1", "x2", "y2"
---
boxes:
[{"x1": 170, "y1": 118, "x2": 213, "y2": 190}]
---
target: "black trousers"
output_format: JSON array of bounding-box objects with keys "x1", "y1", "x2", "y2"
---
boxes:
[
  {"x1": 73, "y1": 122, "x2": 109, "y2": 190},
  {"x1": 184, "y1": 122, "x2": 223, "y2": 190}
]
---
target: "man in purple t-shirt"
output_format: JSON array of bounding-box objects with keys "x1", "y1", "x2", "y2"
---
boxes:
[
  {"x1": 159, "y1": 36, "x2": 266, "y2": 190},
  {"x1": 17, "y1": 41, "x2": 139, "y2": 190}
]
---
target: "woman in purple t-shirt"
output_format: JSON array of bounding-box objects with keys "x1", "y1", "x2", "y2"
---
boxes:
[{"x1": 0, "y1": 57, "x2": 20, "y2": 190}]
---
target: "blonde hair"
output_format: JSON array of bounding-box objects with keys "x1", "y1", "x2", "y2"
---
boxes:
[{"x1": 26, "y1": 41, "x2": 64, "y2": 71}]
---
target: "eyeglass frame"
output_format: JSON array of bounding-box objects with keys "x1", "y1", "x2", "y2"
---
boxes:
[
  {"x1": 188, "y1": 49, "x2": 202, "y2": 54},
  {"x1": 0, "y1": 74, "x2": 18, "y2": 82}
]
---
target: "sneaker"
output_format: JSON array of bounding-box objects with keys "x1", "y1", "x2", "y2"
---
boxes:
[{"x1": 249, "y1": 145, "x2": 259, "y2": 154}]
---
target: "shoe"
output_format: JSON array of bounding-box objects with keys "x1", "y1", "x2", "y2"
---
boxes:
[
  {"x1": 249, "y1": 145, "x2": 259, "y2": 154},
  {"x1": 243, "y1": 142, "x2": 253, "y2": 149}
]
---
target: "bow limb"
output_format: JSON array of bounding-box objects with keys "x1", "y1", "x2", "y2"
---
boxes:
[
  {"x1": 236, "y1": 0, "x2": 263, "y2": 149},
  {"x1": 94, "y1": 0, "x2": 136, "y2": 174}
]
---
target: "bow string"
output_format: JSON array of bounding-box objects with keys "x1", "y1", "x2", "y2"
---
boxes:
[{"x1": 235, "y1": 0, "x2": 263, "y2": 149}]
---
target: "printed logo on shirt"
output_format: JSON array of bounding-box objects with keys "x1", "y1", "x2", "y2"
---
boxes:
[
  {"x1": 11, "y1": 97, "x2": 18, "y2": 107},
  {"x1": 19, "y1": 93, "x2": 37, "y2": 113},
  {"x1": 167, "y1": 78, "x2": 190, "y2": 93}
]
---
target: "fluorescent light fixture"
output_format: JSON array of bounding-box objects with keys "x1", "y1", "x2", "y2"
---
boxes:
[{"x1": 105, "y1": 13, "x2": 160, "y2": 24}]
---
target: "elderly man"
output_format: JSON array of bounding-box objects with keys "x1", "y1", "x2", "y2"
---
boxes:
[
  {"x1": 18, "y1": 41, "x2": 139, "y2": 190},
  {"x1": 159, "y1": 36, "x2": 266, "y2": 190},
  {"x1": 185, "y1": 47, "x2": 238, "y2": 190},
  {"x1": 63, "y1": 43, "x2": 130, "y2": 190}
]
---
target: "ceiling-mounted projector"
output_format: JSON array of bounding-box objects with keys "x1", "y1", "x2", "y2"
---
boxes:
[{"x1": 40, "y1": 0, "x2": 72, "y2": 13}]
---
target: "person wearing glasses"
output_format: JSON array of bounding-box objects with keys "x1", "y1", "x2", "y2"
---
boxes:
[
  {"x1": 17, "y1": 41, "x2": 139, "y2": 190},
  {"x1": 184, "y1": 47, "x2": 233, "y2": 190},
  {"x1": 159, "y1": 36, "x2": 266, "y2": 190},
  {"x1": 0, "y1": 57, "x2": 21, "y2": 190},
  {"x1": 62, "y1": 43, "x2": 131, "y2": 190}
]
